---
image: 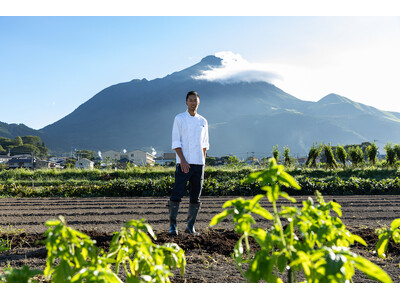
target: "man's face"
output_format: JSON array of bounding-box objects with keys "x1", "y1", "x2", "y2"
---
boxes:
[{"x1": 186, "y1": 95, "x2": 200, "y2": 112}]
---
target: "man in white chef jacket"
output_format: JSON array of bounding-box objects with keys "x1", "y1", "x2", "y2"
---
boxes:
[{"x1": 168, "y1": 91, "x2": 209, "y2": 236}]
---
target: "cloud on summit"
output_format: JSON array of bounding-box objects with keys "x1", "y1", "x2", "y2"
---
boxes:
[{"x1": 192, "y1": 51, "x2": 283, "y2": 84}]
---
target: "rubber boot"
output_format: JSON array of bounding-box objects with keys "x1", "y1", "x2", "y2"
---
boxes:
[
  {"x1": 168, "y1": 200, "x2": 180, "y2": 236},
  {"x1": 185, "y1": 203, "x2": 201, "y2": 235}
]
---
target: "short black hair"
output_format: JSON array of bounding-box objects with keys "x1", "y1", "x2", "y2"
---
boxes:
[{"x1": 186, "y1": 91, "x2": 199, "y2": 101}]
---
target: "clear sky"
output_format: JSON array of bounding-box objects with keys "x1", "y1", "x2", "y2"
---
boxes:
[{"x1": 1, "y1": 12, "x2": 400, "y2": 129}]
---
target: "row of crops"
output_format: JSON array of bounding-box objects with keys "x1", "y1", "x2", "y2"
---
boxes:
[{"x1": 2, "y1": 175, "x2": 400, "y2": 197}]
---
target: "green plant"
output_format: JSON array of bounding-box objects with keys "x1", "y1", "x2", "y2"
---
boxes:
[
  {"x1": 283, "y1": 147, "x2": 292, "y2": 167},
  {"x1": 305, "y1": 143, "x2": 322, "y2": 168},
  {"x1": 394, "y1": 144, "x2": 400, "y2": 161},
  {"x1": 107, "y1": 219, "x2": 186, "y2": 283},
  {"x1": 366, "y1": 142, "x2": 378, "y2": 165},
  {"x1": 43, "y1": 216, "x2": 185, "y2": 283},
  {"x1": 227, "y1": 155, "x2": 244, "y2": 169},
  {"x1": 335, "y1": 145, "x2": 347, "y2": 168},
  {"x1": 210, "y1": 158, "x2": 392, "y2": 283},
  {"x1": 384, "y1": 143, "x2": 396, "y2": 166},
  {"x1": 44, "y1": 216, "x2": 119, "y2": 283},
  {"x1": 0, "y1": 237, "x2": 12, "y2": 252},
  {"x1": 0, "y1": 265, "x2": 42, "y2": 283},
  {"x1": 375, "y1": 218, "x2": 400, "y2": 259},
  {"x1": 348, "y1": 146, "x2": 364, "y2": 167},
  {"x1": 272, "y1": 145, "x2": 280, "y2": 163},
  {"x1": 323, "y1": 144, "x2": 338, "y2": 169}
]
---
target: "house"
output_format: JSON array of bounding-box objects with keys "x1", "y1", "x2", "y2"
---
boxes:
[
  {"x1": 102, "y1": 150, "x2": 121, "y2": 161},
  {"x1": 0, "y1": 154, "x2": 11, "y2": 165},
  {"x1": 7, "y1": 156, "x2": 35, "y2": 169},
  {"x1": 155, "y1": 153, "x2": 176, "y2": 165},
  {"x1": 75, "y1": 158, "x2": 94, "y2": 169},
  {"x1": 126, "y1": 150, "x2": 156, "y2": 166},
  {"x1": 35, "y1": 159, "x2": 61, "y2": 169},
  {"x1": 102, "y1": 149, "x2": 156, "y2": 166}
]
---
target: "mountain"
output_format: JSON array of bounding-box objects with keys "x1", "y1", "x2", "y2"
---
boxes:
[
  {"x1": 5, "y1": 54, "x2": 400, "y2": 157},
  {"x1": 0, "y1": 121, "x2": 43, "y2": 140}
]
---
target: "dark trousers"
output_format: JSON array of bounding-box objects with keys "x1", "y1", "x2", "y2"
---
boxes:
[{"x1": 170, "y1": 164, "x2": 204, "y2": 204}]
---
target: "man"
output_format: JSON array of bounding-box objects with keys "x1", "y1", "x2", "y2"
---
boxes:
[{"x1": 168, "y1": 91, "x2": 209, "y2": 236}]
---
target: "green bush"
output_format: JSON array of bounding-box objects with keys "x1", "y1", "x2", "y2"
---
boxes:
[
  {"x1": 348, "y1": 146, "x2": 364, "y2": 167},
  {"x1": 210, "y1": 158, "x2": 392, "y2": 283}
]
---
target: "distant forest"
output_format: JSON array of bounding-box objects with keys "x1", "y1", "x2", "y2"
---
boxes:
[{"x1": 0, "y1": 135, "x2": 49, "y2": 158}]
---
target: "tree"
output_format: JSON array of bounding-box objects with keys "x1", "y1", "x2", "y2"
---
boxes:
[
  {"x1": 76, "y1": 150, "x2": 96, "y2": 160},
  {"x1": 22, "y1": 135, "x2": 41, "y2": 146},
  {"x1": 393, "y1": 144, "x2": 400, "y2": 161},
  {"x1": 366, "y1": 142, "x2": 378, "y2": 165},
  {"x1": 305, "y1": 143, "x2": 322, "y2": 168},
  {"x1": 13, "y1": 136, "x2": 23, "y2": 146},
  {"x1": 272, "y1": 145, "x2": 280, "y2": 163},
  {"x1": 323, "y1": 144, "x2": 338, "y2": 169},
  {"x1": 0, "y1": 144, "x2": 5, "y2": 154},
  {"x1": 283, "y1": 147, "x2": 292, "y2": 167},
  {"x1": 228, "y1": 155, "x2": 243, "y2": 168},
  {"x1": 348, "y1": 146, "x2": 364, "y2": 167},
  {"x1": 384, "y1": 143, "x2": 396, "y2": 166},
  {"x1": 10, "y1": 144, "x2": 38, "y2": 156},
  {"x1": 336, "y1": 145, "x2": 347, "y2": 168},
  {"x1": 206, "y1": 156, "x2": 217, "y2": 166}
]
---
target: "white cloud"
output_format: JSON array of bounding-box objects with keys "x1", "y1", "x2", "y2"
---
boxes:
[{"x1": 192, "y1": 51, "x2": 283, "y2": 84}]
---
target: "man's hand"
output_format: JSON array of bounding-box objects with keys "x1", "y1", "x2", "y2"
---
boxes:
[
  {"x1": 174, "y1": 147, "x2": 190, "y2": 173},
  {"x1": 180, "y1": 159, "x2": 190, "y2": 173}
]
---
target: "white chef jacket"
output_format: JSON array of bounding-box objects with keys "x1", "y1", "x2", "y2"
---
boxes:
[{"x1": 171, "y1": 110, "x2": 209, "y2": 165}]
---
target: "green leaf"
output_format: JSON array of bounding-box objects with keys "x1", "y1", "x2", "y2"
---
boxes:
[
  {"x1": 277, "y1": 171, "x2": 301, "y2": 189},
  {"x1": 352, "y1": 256, "x2": 392, "y2": 283},
  {"x1": 350, "y1": 234, "x2": 367, "y2": 247},
  {"x1": 103, "y1": 271, "x2": 123, "y2": 283},
  {"x1": 376, "y1": 233, "x2": 389, "y2": 259},
  {"x1": 277, "y1": 253, "x2": 287, "y2": 273},
  {"x1": 251, "y1": 207, "x2": 274, "y2": 220},
  {"x1": 45, "y1": 219, "x2": 61, "y2": 227},
  {"x1": 390, "y1": 218, "x2": 400, "y2": 230},
  {"x1": 209, "y1": 209, "x2": 234, "y2": 227}
]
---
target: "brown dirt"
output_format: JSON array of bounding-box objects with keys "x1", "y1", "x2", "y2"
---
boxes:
[{"x1": 1, "y1": 195, "x2": 400, "y2": 283}]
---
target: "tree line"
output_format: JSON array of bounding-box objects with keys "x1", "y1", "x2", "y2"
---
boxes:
[{"x1": 0, "y1": 135, "x2": 48, "y2": 158}]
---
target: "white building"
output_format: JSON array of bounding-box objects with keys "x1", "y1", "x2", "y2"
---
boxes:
[
  {"x1": 75, "y1": 158, "x2": 94, "y2": 169},
  {"x1": 0, "y1": 154, "x2": 11, "y2": 164},
  {"x1": 102, "y1": 149, "x2": 156, "y2": 166},
  {"x1": 127, "y1": 150, "x2": 155, "y2": 166}
]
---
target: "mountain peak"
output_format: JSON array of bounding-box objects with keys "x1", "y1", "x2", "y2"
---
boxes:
[
  {"x1": 318, "y1": 93, "x2": 351, "y2": 104},
  {"x1": 199, "y1": 55, "x2": 223, "y2": 67}
]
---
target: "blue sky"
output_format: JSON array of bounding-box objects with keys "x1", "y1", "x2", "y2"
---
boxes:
[{"x1": 1, "y1": 15, "x2": 400, "y2": 129}]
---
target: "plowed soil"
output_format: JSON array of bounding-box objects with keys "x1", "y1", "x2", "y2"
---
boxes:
[{"x1": 1, "y1": 195, "x2": 400, "y2": 283}]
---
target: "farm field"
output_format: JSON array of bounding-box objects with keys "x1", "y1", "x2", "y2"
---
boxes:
[{"x1": 1, "y1": 195, "x2": 400, "y2": 283}]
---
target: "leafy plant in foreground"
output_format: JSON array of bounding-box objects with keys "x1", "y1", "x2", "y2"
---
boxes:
[
  {"x1": 210, "y1": 158, "x2": 392, "y2": 283},
  {"x1": 375, "y1": 218, "x2": 400, "y2": 259},
  {"x1": 0, "y1": 266, "x2": 42, "y2": 283},
  {"x1": 107, "y1": 219, "x2": 186, "y2": 283},
  {"x1": 43, "y1": 216, "x2": 185, "y2": 283}
]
